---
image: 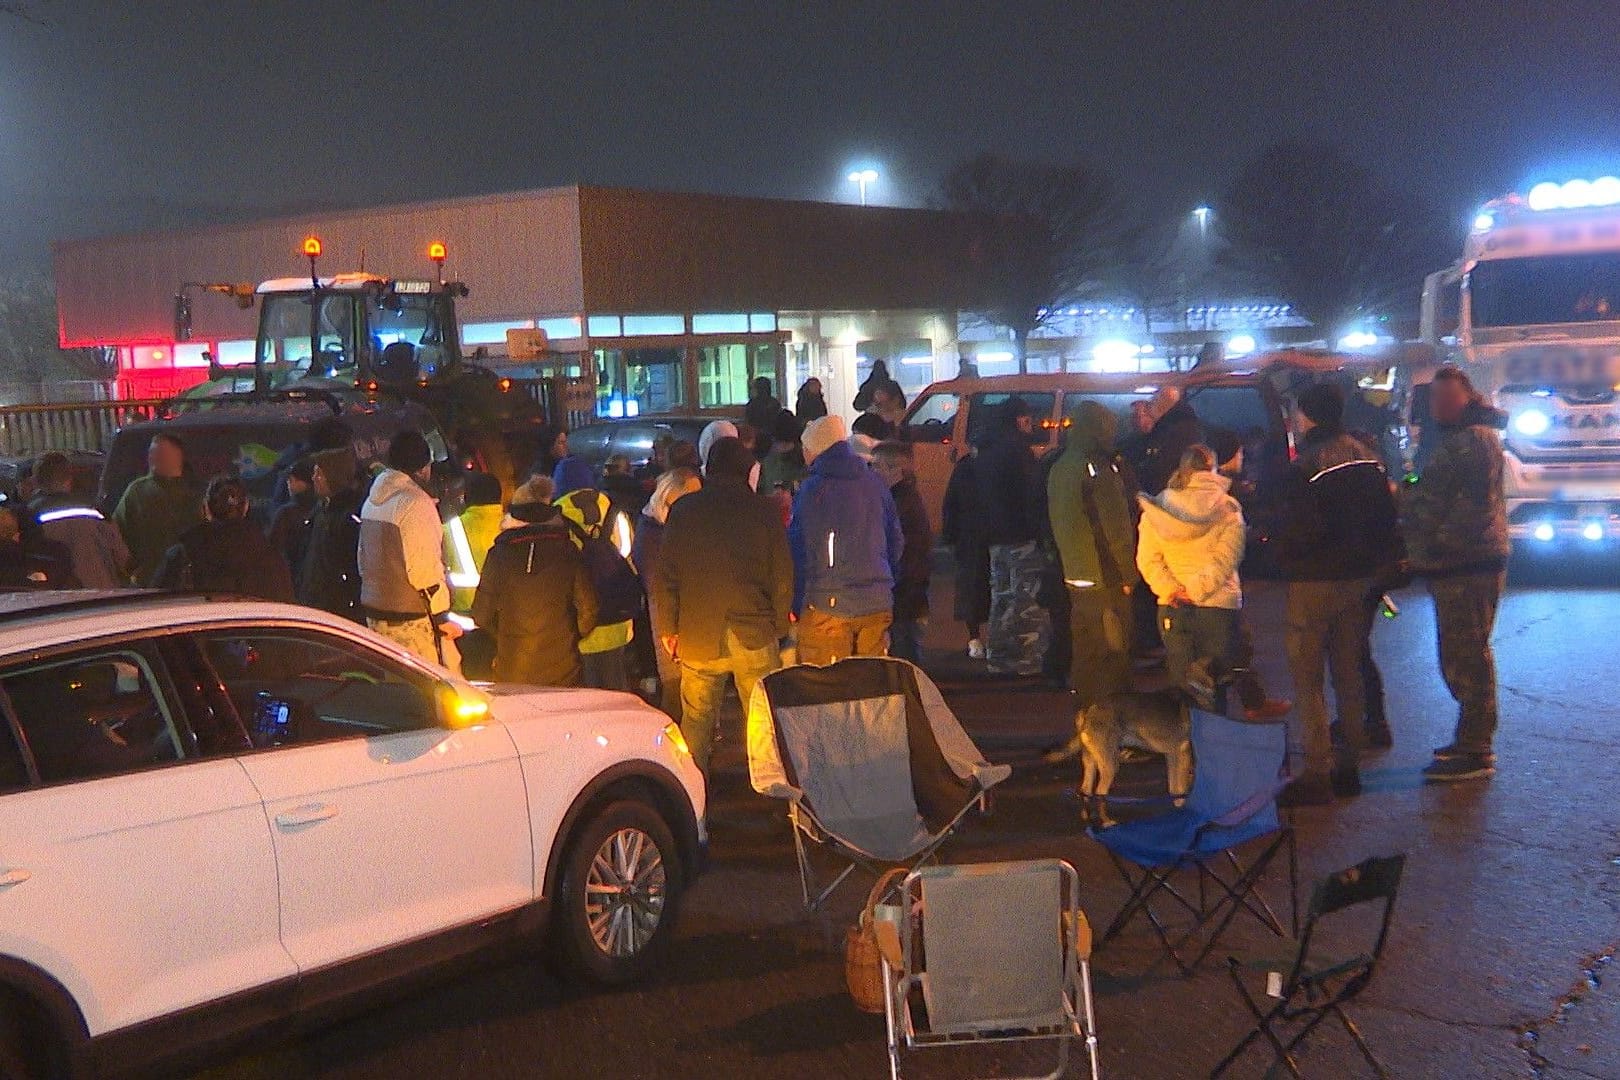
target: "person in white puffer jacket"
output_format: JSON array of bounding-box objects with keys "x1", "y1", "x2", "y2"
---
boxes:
[{"x1": 1136, "y1": 444, "x2": 1245, "y2": 693}]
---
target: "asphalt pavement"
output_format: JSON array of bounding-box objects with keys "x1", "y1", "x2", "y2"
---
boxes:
[{"x1": 194, "y1": 566, "x2": 1620, "y2": 1080}]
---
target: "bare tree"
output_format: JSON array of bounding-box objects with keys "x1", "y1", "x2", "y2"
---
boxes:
[
  {"x1": 1215, "y1": 141, "x2": 1450, "y2": 334},
  {"x1": 940, "y1": 153, "x2": 1126, "y2": 373}
]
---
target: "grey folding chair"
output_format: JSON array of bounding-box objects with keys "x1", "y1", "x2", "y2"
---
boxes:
[
  {"x1": 748, "y1": 657, "x2": 1011, "y2": 910},
  {"x1": 878, "y1": 859, "x2": 1101, "y2": 1080}
]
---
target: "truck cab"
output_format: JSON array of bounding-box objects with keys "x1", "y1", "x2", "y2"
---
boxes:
[{"x1": 1447, "y1": 182, "x2": 1620, "y2": 547}]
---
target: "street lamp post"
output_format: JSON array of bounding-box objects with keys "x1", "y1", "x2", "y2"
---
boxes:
[{"x1": 848, "y1": 169, "x2": 879, "y2": 206}]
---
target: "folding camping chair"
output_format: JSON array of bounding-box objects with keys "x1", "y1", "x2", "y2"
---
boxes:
[
  {"x1": 1212, "y1": 853, "x2": 1407, "y2": 1079},
  {"x1": 1090, "y1": 707, "x2": 1298, "y2": 976},
  {"x1": 747, "y1": 657, "x2": 1012, "y2": 911},
  {"x1": 878, "y1": 859, "x2": 1100, "y2": 1080}
]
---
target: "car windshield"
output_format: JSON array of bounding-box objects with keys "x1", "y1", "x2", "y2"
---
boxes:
[{"x1": 1469, "y1": 254, "x2": 1620, "y2": 327}]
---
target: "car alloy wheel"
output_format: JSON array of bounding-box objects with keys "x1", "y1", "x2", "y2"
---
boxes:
[{"x1": 584, "y1": 826, "x2": 668, "y2": 958}]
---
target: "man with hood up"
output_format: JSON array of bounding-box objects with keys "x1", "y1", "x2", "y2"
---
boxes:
[
  {"x1": 789, "y1": 415, "x2": 903, "y2": 664},
  {"x1": 1402, "y1": 366, "x2": 1510, "y2": 784},
  {"x1": 1047, "y1": 401, "x2": 1139, "y2": 707},
  {"x1": 359, "y1": 431, "x2": 462, "y2": 671},
  {"x1": 472, "y1": 477, "x2": 598, "y2": 687}
]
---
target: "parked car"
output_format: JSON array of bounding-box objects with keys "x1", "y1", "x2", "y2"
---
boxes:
[
  {"x1": 564, "y1": 418, "x2": 714, "y2": 479},
  {"x1": 0, "y1": 591, "x2": 704, "y2": 1079},
  {"x1": 900, "y1": 369, "x2": 1293, "y2": 535}
]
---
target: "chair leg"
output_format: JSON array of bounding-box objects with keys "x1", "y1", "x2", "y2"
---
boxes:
[
  {"x1": 883, "y1": 959, "x2": 902, "y2": 1080},
  {"x1": 1333, "y1": 1005, "x2": 1390, "y2": 1078},
  {"x1": 1212, "y1": 964, "x2": 1290, "y2": 1078},
  {"x1": 1078, "y1": 958, "x2": 1101, "y2": 1080}
]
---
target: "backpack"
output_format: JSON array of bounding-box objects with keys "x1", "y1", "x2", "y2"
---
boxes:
[{"x1": 563, "y1": 510, "x2": 644, "y2": 625}]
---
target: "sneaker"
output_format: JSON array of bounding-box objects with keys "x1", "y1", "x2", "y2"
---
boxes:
[
  {"x1": 1277, "y1": 774, "x2": 1335, "y2": 808},
  {"x1": 1244, "y1": 698, "x2": 1292, "y2": 722},
  {"x1": 1432, "y1": 744, "x2": 1495, "y2": 763},
  {"x1": 967, "y1": 639, "x2": 986, "y2": 660},
  {"x1": 1423, "y1": 754, "x2": 1496, "y2": 782}
]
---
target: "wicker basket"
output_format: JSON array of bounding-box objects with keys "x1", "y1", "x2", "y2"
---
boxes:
[{"x1": 845, "y1": 868, "x2": 908, "y2": 1013}]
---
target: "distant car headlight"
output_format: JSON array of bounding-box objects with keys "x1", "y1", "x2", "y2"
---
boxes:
[
  {"x1": 1533, "y1": 522, "x2": 1556, "y2": 542},
  {"x1": 1583, "y1": 521, "x2": 1605, "y2": 541},
  {"x1": 1514, "y1": 409, "x2": 1551, "y2": 436}
]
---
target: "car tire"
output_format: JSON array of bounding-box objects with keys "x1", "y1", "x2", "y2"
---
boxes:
[{"x1": 551, "y1": 800, "x2": 682, "y2": 986}]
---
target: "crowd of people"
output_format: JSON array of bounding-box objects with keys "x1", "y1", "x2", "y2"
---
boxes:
[{"x1": 0, "y1": 358, "x2": 1509, "y2": 799}]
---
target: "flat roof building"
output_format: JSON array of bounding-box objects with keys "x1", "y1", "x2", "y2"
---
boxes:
[{"x1": 54, "y1": 185, "x2": 983, "y2": 419}]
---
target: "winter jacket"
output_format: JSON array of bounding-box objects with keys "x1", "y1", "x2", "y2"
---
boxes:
[
  {"x1": 447, "y1": 503, "x2": 504, "y2": 613},
  {"x1": 471, "y1": 514, "x2": 598, "y2": 687},
  {"x1": 1402, "y1": 403, "x2": 1510, "y2": 576},
  {"x1": 745, "y1": 392, "x2": 783, "y2": 434},
  {"x1": 759, "y1": 448, "x2": 805, "y2": 496},
  {"x1": 298, "y1": 488, "x2": 364, "y2": 621},
  {"x1": 28, "y1": 493, "x2": 130, "y2": 588},
  {"x1": 795, "y1": 387, "x2": 828, "y2": 423},
  {"x1": 359, "y1": 469, "x2": 450, "y2": 621},
  {"x1": 656, "y1": 475, "x2": 793, "y2": 663},
  {"x1": 113, "y1": 472, "x2": 204, "y2": 585},
  {"x1": 974, "y1": 428, "x2": 1041, "y2": 546},
  {"x1": 267, "y1": 492, "x2": 316, "y2": 590},
  {"x1": 631, "y1": 517, "x2": 674, "y2": 639},
  {"x1": 1047, "y1": 402, "x2": 1139, "y2": 591},
  {"x1": 1138, "y1": 402, "x2": 1205, "y2": 496},
  {"x1": 1275, "y1": 427, "x2": 1402, "y2": 582},
  {"x1": 1136, "y1": 473, "x2": 1246, "y2": 609},
  {"x1": 555, "y1": 487, "x2": 636, "y2": 654},
  {"x1": 889, "y1": 477, "x2": 933, "y2": 621},
  {"x1": 153, "y1": 518, "x2": 295, "y2": 602},
  {"x1": 788, "y1": 441, "x2": 903, "y2": 617},
  {"x1": 942, "y1": 452, "x2": 992, "y2": 625}
]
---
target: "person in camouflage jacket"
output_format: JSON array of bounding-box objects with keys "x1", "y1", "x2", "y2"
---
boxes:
[{"x1": 1400, "y1": 366, "x2": 1509, "y2": 782}]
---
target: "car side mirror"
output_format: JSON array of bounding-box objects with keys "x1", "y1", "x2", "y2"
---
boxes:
[{"x1": 438, "y1": 681, "x2": 491, "y2": 729}]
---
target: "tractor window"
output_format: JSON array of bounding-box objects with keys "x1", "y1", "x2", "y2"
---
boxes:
[{"x1": 370, "y1": 294, "x2": 452, "y2": 379}]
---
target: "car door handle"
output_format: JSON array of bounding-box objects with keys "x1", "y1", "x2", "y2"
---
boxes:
[
  {"x1": 0, "y1": 869, "x2": 31, "y2": 888},
  {"x1": 274, "y1": 803, "x2": 338, "y2": 828}
]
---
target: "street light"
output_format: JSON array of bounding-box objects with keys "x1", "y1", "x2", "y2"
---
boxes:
[
  {"x1": 1192, "y1": 205, "x2": 1212, "y2": 240},
  {"x1": 848, "y1": 169, "x2": 879, "y2": 206}
]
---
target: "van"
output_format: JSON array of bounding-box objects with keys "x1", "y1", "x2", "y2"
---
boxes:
[{"x1": 900, "y1": 369, "x2": 1292, "y2": 535}]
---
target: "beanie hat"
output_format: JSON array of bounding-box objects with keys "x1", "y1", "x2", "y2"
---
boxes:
[
  {"x1": 551, "y1": 456, "x2": 595, "y2": 497},
  {"x1": 386, "y1": 430, "x2": 433, "y2": 474},
  {"x1": 705, "y1": 436, "x2": 755, "y2": 483},
  {"x1": 697, "y1": 420, "x2": 739, "y2": 471},
  {"x1": 802, "y1": 415, "x2": 849, "y2": 462},
  {"x1": 1296, "y1": 382, "x2": 1345, "y2": 428}
]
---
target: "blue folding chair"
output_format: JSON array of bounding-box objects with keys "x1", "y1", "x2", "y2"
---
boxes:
[{"x1": 1089, "y1": 707, "x2": 1298, "y2": 976}]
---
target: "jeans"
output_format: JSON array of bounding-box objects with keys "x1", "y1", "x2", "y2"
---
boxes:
[
  {"x1": 1285, "y1": 578, "x2": 1374, "y2": 777},
  {"x1": 678, "y1": 629, "x2": 782, "y2": 777},
  {"x1": 796, "y1": 606, "x2": 892, "y2": 666},
  {"x1": 1429, "y1": 571, "x2": 1505, "y2": 755},
  {"x1": 582, "y1": 646, "x2": 630, "y2": 692},
  {"x1": 888, "y1": 617, "x2": 924, "y2": 664},
  {"x1": 1069, "y1": 584, "x2": 1133, "y2": 707}
]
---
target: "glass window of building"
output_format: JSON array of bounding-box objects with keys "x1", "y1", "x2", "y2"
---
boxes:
[
  {"x1": 595, "y1": 348, "x2": 685, "y2": 416},
  {"x1": 697, "y1": 343, "x2": 779, "y2": 407}
]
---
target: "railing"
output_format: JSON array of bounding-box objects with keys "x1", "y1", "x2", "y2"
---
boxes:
[{"x1": 0, "y1": 399, "x2": 169, "y2": 456}]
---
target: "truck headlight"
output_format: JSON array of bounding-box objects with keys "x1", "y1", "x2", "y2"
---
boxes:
[{"x1": 1514, "y1": 409, "x2": 1551, "y2": 436}]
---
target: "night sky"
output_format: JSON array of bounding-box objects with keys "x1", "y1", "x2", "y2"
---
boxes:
[{"x1": 4, "y1": 0, "x2": 1619, "y2": 264}]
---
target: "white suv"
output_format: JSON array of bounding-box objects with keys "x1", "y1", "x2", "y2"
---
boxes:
[{"x1": 0, "y1": 591, "x2": 705, "y2": 1079}]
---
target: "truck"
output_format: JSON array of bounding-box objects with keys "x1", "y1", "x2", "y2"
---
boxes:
[
  {"x1": 1421, "y1": 177, "x2": 1620, "y2": 548},
  {"x1": 99, "y1": 238, "x2": 572, "y2": 510}
]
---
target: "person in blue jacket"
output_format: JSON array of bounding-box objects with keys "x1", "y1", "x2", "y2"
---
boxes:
[{"x1": 788, "y1": 415, "x2": 903, "y2": 665}]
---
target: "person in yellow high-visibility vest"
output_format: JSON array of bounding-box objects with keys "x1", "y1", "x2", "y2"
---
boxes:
[
  {"x1": 554, "y1": 458, "x2": 638, "y2": 690},
  {"x1": 444, "y1": 471, "x2": 505, "y2": 613}
]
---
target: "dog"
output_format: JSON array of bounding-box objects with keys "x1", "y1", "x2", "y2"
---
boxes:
[{"x1": 1047, "y1": 690, "x2": 1194, "y2": 826}]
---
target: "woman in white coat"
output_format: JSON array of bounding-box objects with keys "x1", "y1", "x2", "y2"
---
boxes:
[{"x1": 1135, "y1": 445, "x2": 1246, "y2": 694}]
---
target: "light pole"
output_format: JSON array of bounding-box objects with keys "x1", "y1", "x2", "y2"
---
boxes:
[{"x1": 848, "y1": 169, "x2": 879, "y2": 206}]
